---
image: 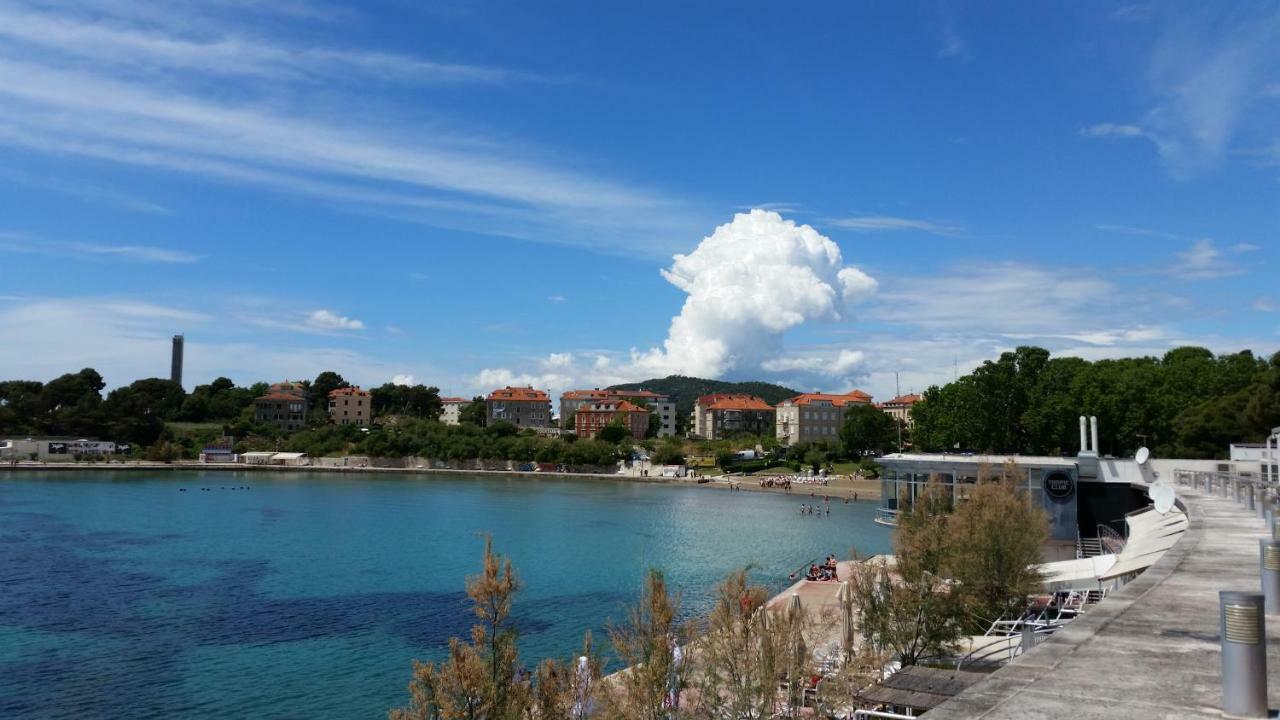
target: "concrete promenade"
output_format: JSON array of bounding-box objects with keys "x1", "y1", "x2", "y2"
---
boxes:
[{"x1": 928, "y1": 484, "x2": 1279, "y2": 719}]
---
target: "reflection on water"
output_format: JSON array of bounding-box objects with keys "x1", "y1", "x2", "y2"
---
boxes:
[{"x1": 0, "y1": 471, "x2": 889, "y2": 719}]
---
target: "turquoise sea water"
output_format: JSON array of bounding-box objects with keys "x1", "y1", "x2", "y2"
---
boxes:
[{"x1": 0, "y1": 471, "x2": 890, "y2": 719}]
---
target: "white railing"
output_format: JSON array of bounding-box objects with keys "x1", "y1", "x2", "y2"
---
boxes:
[{"x1": 853, "y1": 710, "x2": 916, "y2": 720}]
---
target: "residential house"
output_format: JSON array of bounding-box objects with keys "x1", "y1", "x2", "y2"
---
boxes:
[
  {"x1": 440, "y1": 397, "x2": 469, "y2": 425},
  {"x1": 880, "y1": 393, "x2": 921, "y2": 428},
  {"x1": 691, "y1": 393, "x2": 776, "y2": 440},
  {"x1": 561, "y1": 388, "x2": 677, "y2": 437},
  {"x1": 575, "y1": 399, "x2": 650, "y2": 440},
  {"x1": 329, "y1": 386, "x2": 372, "y2": 427},
  {"x1": 559, "y1": 389, "x2": 612, "y2": 428},
  {"x1": 775, "y1": 390, "x2": 873, "y2": 446},
  {"x1": 254, "y1": 381, "x2": 307, "y2": 431},
  {"x1": 486, "y1": 387, "x2": 553, "y2": 428}
]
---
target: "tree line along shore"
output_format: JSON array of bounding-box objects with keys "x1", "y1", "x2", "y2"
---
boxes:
[{"x1": 2, "y1": 345, "x2": 1277, "y2": 474}]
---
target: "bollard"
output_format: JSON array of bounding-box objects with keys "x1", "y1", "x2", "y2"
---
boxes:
[
  {"x1": 1219, "y1": 591, "x2": 1269, "y2": 718},
  {"x1": 1264, "y1": 540, "x2": 1280, "y2": 615},
  {"x1": 1247, "y1": 484, "x2": 1256, "y2": 512},
  {"x1": 1020, "y1": 624, "x2": 1035, "y2": 654}
]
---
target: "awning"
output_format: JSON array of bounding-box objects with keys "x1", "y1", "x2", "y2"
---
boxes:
[{"x1": 1098, "y1": 506, "x2": 1188, "y2": 581}]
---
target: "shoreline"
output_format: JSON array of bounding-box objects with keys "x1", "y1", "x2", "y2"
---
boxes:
[{"x1": 0, "y1": 461, "x2": 882, "y2": 500}]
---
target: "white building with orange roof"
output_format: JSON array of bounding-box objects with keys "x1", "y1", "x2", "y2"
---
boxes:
[
  {"x1": 486, "y1": 386, "x2": 553, "y2": 428},
  {"x1": 439, "y1": 396, "x2": 469, "y2": 425},
  {"x1": 775, "y1": 390, "x2": 874, "y2": 446},
  {"x1": 879, "y1": 393, "x2": 921, "y2": 428},
  {"x1": 691, "y1": 393, "x2": 776, "y2": 440}
]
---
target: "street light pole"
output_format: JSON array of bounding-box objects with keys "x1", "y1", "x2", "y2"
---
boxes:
[{"x1": 895, "y1": 371, "x2": 903, "y2": 453}]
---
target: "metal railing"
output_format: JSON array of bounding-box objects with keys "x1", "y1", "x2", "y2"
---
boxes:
[{"x1": 874, "y1": 507, "x2": 900, "y2": 527}]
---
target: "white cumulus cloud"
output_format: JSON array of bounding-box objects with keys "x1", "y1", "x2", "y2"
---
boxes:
[
  {"x1": 629, "y1": 210, "x2": 876, "y2": 378},
  {"x1": 306, "y1": 309, "x2": 364, "y2": 331}
]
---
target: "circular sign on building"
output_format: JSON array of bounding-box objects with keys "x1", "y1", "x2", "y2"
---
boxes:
[{"x1": 1044, "y1": 470, "x2": 1076, "y2": 500}]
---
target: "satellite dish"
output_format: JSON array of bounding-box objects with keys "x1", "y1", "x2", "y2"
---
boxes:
[
  {"x1": 1135, "y1": 447, "x2": 1150, "y2": 465},
  {"x1": 1150, "y1": 482, "x2": 1175, "y2": 515}
]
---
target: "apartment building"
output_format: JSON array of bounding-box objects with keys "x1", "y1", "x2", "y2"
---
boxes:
[
  {"x1": 486, "y1": 386, "x2": 553, "y2": 428},
  {"x1": 691, "y1": 393, "x2": 775, "y2": 440},
  {"x1": 328, "y1": 386, "x2": 372, "y2": 427},
  {"x1": 440, "y1": 397, "x2": 469, "y2": 425},
  {"x1": 560, "y1": 389, "x2": 677, "y2": 436},
  {"x1": 254, "y1": 381, "x2": 307, "y2": 432},
  {"x1": 880, "y1": 393, "x2": 921, "y2": 428},
  {"x1": 574, "y1": 399, "x2": 650, "y2": 440},
  {"x1": 775, "y1": 390, "x2": 873, "y2": 446}
]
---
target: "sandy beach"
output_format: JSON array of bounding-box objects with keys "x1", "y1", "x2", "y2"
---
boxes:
[{"x1": 0, "y1": 460, "x2": 883, "y2": 500}]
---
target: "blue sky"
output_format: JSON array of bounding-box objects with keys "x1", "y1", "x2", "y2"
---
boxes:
[{"x1": 0, "y1": 0, "x2": 1276, "y2": 401}]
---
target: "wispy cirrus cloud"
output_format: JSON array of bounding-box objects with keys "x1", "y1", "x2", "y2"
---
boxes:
[
  {"x1": 0, "y1": 237, "x2": 201, "y2": 263},
  {"x1": 1079, "y1": 123, "x2": 1147, "y2": 140},
  {"x1": 826, "y1": 215, "x2": 963, "y2": 237},
  {"x1": 1081, "y1": 4, "x2": 1280, "y2": 177},
  {"x1": 68, "y1": 242, "x2": 202, "y2": 263},
  {"x1": 0, "y1": 166, "x2": 171, "y2": 214},
  {"x1": 0, "y1": 5, "x2": 555, "y2": 86},
  {"x1": 1166, "y1": 239, "x2": 1244, "y2": 280},
  {"x1": 0, "y1": 3, "x2": 701, "y2": 258},
  {"x1": 1094, "y1": 222, "x2": 1179, "y2": 239}
]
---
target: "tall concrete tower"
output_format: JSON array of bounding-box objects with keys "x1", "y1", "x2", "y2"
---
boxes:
[{"x1": 171, "y1": 334, "x2": 184, "y2": 387}]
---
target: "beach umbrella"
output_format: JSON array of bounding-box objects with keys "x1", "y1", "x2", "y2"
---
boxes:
[
  {"x1": 787, "y1": 593, "x2": 805, "y2": 708},
  {"x1": 571, "y1": 655, "x2": 592, "y2": 719},
  {"x1": 663, "y1": 635, "x2": 684, "y2": 715},
  {"x1": 839, "y1": 581, "x2": 855, "y2": 663}
]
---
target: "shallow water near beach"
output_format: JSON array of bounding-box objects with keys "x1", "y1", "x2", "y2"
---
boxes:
[{"x1": 0, "y1": 470, "x2": 889, "y2": 719}]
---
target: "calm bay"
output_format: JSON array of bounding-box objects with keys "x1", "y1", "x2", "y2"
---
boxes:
[{"x1": 0, "y1": 471, "x2": 889, "y2": 719}]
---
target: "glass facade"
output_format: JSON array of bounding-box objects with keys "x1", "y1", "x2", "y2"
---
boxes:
[{"x1": 879, "y1": 457, "x2": 1079, "y2": 541}]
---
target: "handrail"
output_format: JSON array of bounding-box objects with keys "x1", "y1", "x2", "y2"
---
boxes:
[{"x1": 853, "y1": 710, "x2": 916, "y2": 720}]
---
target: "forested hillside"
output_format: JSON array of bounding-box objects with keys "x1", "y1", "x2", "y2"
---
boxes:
[{"x1": 608, "y1": 375, "x2": 801, "y2": 418}]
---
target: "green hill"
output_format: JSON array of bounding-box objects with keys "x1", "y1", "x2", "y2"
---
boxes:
[{"x1": 608, "y1": 375, "x2": 800, "y2": 422}]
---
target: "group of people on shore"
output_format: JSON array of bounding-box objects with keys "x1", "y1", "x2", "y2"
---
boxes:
[{"x1": 804, "y1": 555, "x2": 841, "y2": 582}]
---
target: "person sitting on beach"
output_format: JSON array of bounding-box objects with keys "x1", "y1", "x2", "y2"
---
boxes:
[{"x1": 806, "y1": 564, "x2": 821, "y2": 581}]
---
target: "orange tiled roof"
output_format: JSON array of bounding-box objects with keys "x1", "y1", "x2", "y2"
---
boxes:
[
  {"x1": 561, "y1": 389, "x2": 613, "y2": 401},
  {"x1": 698, "y1": 393, "x2": 774, "y2": 412},
  {"x1": 884, "y1": 393, "x2": 921, "y2": 405},
  {"x1": 579, "y1": 400, "x2": 648, "y2": 414},
  {"x1": 257, "y1": 392, "x2": 305, "y2": 402},
  {"x1": 328, "y1": 386, "x2": 369, "y2": 397},
  {"x1": 488, "y1": 387, "x2": 550, "y2": 402},
  {"x1": 782, "y1": 390, "x2": 873, "y2": 407},
  {"x1": 440, "y1": 397, "x2": 469, "y2": 404}
]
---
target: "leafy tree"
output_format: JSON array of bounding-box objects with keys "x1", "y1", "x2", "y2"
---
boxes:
[
  {"x1": 597, "y1": 422, "x2": 630, "y2": 444},
  {"x1": 373, "y1": 383, "x2": 444, "y2": 419},
  {"x1": 852, "y1": 481, "x2": 961, "y2": 666},
  {"x1": 839, "y1": 404, "x2": 897, "y2": 457},
  {"x1": 604, "y1": 570, "x2": 687, "y2": 720},
  {"x1": 459, "y1": 397, "x2": 487, "y2": 427},
  {"x1": 390, "y1": 537, "x2": 528, "y2": 720},
  {"x1": 689, "y1": 568, "x2": 798, "y2": 719},
  {"x1": 912, "y1": 345, "x2": 1276, "y2": 459},
  {"x1": 946, "y1": 464, "x2": 1049, "y2": 632},
  {"x1": 650, "y1": 440, "x2": 685, "y2": 466},
  {"x1": 307, "y1": 371, "x2": 348, "y2": 420}
]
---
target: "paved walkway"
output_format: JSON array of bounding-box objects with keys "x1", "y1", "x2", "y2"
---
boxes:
[{"x1": 928, "y1": 484, "x2": 1280, "y2": 719}]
